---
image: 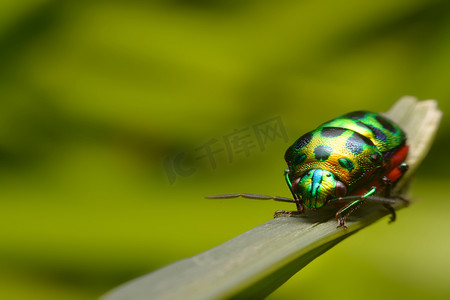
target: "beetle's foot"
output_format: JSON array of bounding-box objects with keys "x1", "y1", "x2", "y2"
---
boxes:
[
  {"x1": 336, "y1": 216, "x2": 347, "y2": 229},
  {"x1": 336, "y1": 223, "x2": 347, "y2": 229},
  {"x1": 273, "y1": 210, "x2": 300, "y2": 218},
  {"x1": 383, "y1": 204, "x2": 396, "y2": 223},
  {"x1": 388, "y1": 213, "x2": 396, "y2": 223},
  {"x1": 335, "y1": 200, "x2": 364, "y2": 229}
]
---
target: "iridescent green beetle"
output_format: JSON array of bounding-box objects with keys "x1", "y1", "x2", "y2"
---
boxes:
[{"x1": 208, "y1": 111, "x2": 409, "y2": 228}]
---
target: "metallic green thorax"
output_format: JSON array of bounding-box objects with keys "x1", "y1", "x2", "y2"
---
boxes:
[{"x1": 285, "y1": 111, "x2": 406, "y2": 208}]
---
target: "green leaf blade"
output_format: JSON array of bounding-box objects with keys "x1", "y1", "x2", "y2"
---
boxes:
[{"x1": 102, "y1": 97, "x2": 442, "y2": 300}]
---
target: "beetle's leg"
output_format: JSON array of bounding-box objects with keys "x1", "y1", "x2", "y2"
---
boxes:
[
  {"x1": 385, "y1": 144, "x2": 409, "y2": 182},
  {"x1": 382, "y1": 162, "x2": 410, "y2": 208},
  {"x1": 382, "y1": 162, "x2": 408, "y2": 194},
  {"x1": 380, "y1": 176, "x2": 398, "y2": 222},
  {"x1": 295, "y1": 201, "x2": 304, "y2": 212},
  {"x1": 335, "y1": 199, "x2": 364, "y2": 228},
  {"x1": 392, "y1": 163, "x2": 410, "y2": 205},
  {"x1": 275, "y1": 169, "x2": 305, "y2": 218},
  {"x1": 274, "y1": 210, "x2": 301, "y2": 218},
  {"x1": 285, "y1": 169, "x2": 297, "y2": 199},
  {"x1": 381, "y1": 176, "x2": 393, "y2": 197},
  {"x1": 381, "y1": 161, "x2": 410, "y2": 220},
  {"x1": 335, "y1": 187, "x2": 376, "y2": 228},
  {"x1": 274, "y1": 202, "x2": 305, "y2": 218},
  {"x1": 380, "y1": 176, "x2": 396, "y2": 222}
]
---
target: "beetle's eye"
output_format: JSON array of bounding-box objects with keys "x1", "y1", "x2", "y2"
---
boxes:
[
  {"x1": 326, "y1": 173, "x2": 332, "y2": 177},
  {"x1": 291, "y1": 177, "x2": 301, "y2": 193},
  {"x1": 335, "y1": 181, "x2": 347, "y2": 197}
]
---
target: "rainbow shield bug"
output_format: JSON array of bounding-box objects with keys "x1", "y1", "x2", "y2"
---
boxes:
[{"x1": 207, "y1": 111, "x2": 409, "y2": 228}]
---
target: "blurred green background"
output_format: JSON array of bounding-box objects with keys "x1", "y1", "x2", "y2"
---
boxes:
[{"x1": 0, "y1": 0, "x2": 449, "y2": 299}]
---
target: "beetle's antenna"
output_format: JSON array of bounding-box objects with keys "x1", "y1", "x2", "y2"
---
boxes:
[{"x1": 205, "y1": 193, "x2": 296, "y2": 203}]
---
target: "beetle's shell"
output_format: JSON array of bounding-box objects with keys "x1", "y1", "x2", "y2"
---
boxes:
[
  {"x1": 285, "y1": 111, "x2": 406, "y2": 190},
  {"x1": 319, "y1": 111, "x2": 405, "y2": 153}
]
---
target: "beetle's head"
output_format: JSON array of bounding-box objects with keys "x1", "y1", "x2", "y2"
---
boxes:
[{"x1": 291, "y1": 169, "x2": 347, "y2": 209}]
